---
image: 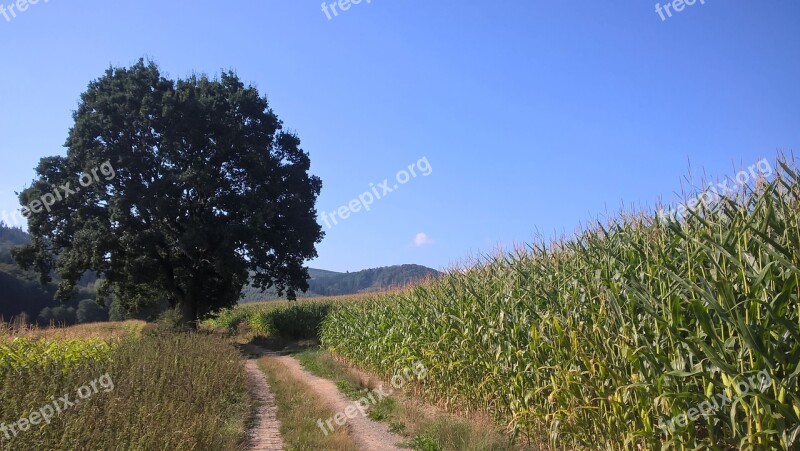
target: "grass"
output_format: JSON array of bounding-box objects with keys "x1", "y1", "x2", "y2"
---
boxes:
[
  {"x1": 293, "y1": 348, "x2": 518, "y2": 451},
  {"x1": 0, "y1": 320, "x2": 146, "y2": 340},
  {"x1": 293, "y1": 349, "x2": 366, "y2": 398},
  {"x1": 1, "y1": 328, "x2": 249, "y2": 450},
  {"x1": 257, "y1": 355, "x2": 355, "y2": 450}
]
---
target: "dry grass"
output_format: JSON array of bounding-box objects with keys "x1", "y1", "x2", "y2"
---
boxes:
[
  {"x1": 1, "y1": 331, "x2": 249, "y2": 450},
  {"x1": 1, "y1": 320, "x2": 146, "y2": 340}
]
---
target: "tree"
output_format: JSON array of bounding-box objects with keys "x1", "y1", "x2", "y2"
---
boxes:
[
  {"x1": 36, "y1": 307, "x2": 53, "y2": 325},
  {"x1": 107, "y1": 299, "x2": 128, "y2": 322},
  {"x1": 51, "y1": 306, "x2": 78, "y2": 326},
  {"x1": 14, "y1": 60, "x2": 324, "y2": 326},
  {"x1": 76, "y1": 299, "x2": 109, "y2": 323}
]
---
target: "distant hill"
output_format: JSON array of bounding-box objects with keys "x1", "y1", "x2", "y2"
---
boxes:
[
  {"x1": 1, "y1": 222, "x2": 440, "y2": 316},
  {"x1": 0, "y1": 222, "x2": 98, "y2": 324},
  {"x1": 0, "y1": 222, "x2": 64, "y2": 321},
  {"x1": 239, "y1": 264, "x2": 441, "y2": 302}
]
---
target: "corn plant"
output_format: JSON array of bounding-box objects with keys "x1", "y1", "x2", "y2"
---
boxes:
[
  {"x1": 0, "y1": 337, "x2": 117, "y2": 376},
  {"x1": 322, "y1": 157, "x2": 800, "y2": 449}
]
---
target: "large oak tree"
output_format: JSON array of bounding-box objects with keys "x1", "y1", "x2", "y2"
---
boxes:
[{"x1": 13, "y1": 60, "x2": 324, "y2": 325}]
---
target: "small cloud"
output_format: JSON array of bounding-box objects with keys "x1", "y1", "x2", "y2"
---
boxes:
[{"x1": 413, "y1": 232, "x2": 433, "y2": 247}]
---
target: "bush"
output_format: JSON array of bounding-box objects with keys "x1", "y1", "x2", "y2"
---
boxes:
[{"x1": 205, "y1": 300, "x2": 341, "y2": 340}]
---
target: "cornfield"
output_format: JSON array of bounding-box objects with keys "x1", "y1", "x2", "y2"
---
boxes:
[
  {"x1": 0, "y1": 337, "x2": 117, "y2": 376},
  {"x1": 321, "y1": 158, "x2": 800, "y2": 449}
]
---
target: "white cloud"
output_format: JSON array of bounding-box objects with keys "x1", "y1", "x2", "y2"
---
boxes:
[{"x1": 413, "y1": 232, "x2": 433, "y2": 247}]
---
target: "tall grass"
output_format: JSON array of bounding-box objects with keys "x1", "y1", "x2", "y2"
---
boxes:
[
  {"x1": 0, "y1": 333, "x2": 249, "y2": 450},
  {"x1": 321, "y1": 158, "x2": 800, "y2": 449}
]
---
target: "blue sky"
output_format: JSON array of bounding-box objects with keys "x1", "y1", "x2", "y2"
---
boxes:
[{"x1": 1, "y1": 0, "x2": 798, "y2": 272}]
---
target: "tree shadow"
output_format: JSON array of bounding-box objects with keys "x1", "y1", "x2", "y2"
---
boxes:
[{"x1": 236, "y1": 336, "x2": 319, "y2": 358}]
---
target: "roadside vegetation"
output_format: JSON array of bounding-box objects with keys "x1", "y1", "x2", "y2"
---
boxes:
[
  {"x1": 294, "y1": 349, "x2": 519, "y2": 451},
  {"x1": 202, "y1": 297, "x2": 365, "y2": 339}
]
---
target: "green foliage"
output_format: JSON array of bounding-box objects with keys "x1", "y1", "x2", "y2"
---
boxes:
[
  {"x1": 0, "y1": 223, "x2": 29, "y2": 264},
  {"x1": 293, "y1": 349, "x2": 366, "y2": 399},
  {"x1": 410, "y1": 434, "x2": 441, "y2": 451},
  {"x1": 36, "y1": 306, "x2": 78, "y2": 327},
  {"x1": 13, "y1": 59, "x2": 323, "y2": 325},
  {"x1": 206, "y1": 300, "x2": 338, "y2": 340},
  {"x1": 204, "y1": 305, "x2": 258, "y2": 332},
  {"x1": 75, "y1": 299, "x2": 109, "y2": 324},
  {"x1": 0, "y1": 337, "x2": 116, "y2": 376},
  {"x1": 0, "y1": 223, "x2": 100, "y2": 324},
  {"x1": 368, "y1": 397, "x2": 396, "y2": 421},
  {"x1": 155, "y1": 308, "x2": 190, "y2": 333},
  {"x1": 107, "y1": 299, "x2": 128, "y2": 322},
  {"x1": 0, "y1": 265, "x2": 57, "y2": 321},
  {"x1": 321, "y1": 159, "x2": 800, "y2": 449}
]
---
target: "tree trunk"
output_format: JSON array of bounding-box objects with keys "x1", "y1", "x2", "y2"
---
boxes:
[{"x1": 179, "y1": 299, "x2": 197, "y2": 330}]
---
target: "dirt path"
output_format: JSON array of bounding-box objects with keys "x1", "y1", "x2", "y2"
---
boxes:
[
  {"x1": 271, "y1": 354, "x2": 405, "y2": 451},
  {"x1": 244, "y1": 359, "x2": 286, "y2": 451}
]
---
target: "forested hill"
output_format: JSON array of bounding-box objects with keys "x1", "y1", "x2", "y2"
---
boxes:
[
  {"x1": 239, "y1": 265, "x2": 441, "y2": 302},
  {"x1": 308, "y1": 264, "x2": 440, "y2": 296},
  {"x1": 0, "y1": 223, "x2": 29, "y2": 261},
  {"x1": 2, "y1": 222, "x2": 440, "y2": 314},
  {"x1": 0, "y1": 222, "x2": 60, "y2": 322}
]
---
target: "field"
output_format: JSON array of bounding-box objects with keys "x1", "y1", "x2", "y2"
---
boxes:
[
  {"x1": 0, "y1": 322, "x2": 249, "y2": 450},
  {"x1": 197, "y1": 159, "x2": 800, "y2": 449},
  {"x1": 316, "y1": 161, "x2": 800, "y2": 449},
  {"x1": 5, "y1": 161, "x2": 799, "y2": 449}
]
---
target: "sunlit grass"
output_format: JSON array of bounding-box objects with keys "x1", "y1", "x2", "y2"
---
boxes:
[{"x1": 1, "y1": 328, "x2": 249, "y2": 449}]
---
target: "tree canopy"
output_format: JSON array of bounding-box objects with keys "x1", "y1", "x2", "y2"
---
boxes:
[{"x1": 13, "y1": 60, "x2": 324, "y2": 324}]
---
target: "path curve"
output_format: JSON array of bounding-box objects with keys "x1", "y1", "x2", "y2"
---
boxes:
[
  {"x1": 244, "y1": 359, "x2": 286, "y2": 451},
  {"x1": 272, "y1": 354, "x2": 404, "y2": 451}
]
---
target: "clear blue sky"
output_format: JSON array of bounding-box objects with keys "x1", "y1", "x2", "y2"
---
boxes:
[{"x1": 1, "y1": 0, "x2": 798, "y2": 272}]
